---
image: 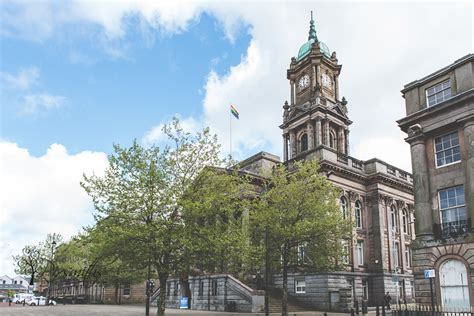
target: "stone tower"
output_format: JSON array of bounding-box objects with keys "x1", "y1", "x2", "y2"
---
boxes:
[{"x1": 281, "y1": 12, "x2": 351, "y2": 161}]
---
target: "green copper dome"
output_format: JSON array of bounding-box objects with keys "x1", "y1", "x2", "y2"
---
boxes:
[{"x1": 296, "y1": 11, "x2": 331, "y2": 61}]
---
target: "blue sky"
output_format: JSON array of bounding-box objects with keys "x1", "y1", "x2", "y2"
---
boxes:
[
  {"x1": 0, "y1": 1, "x2": 472, "y2": 276},
  {"x1": 1, "y1": 12, "x2": 251, "y2": 156}
]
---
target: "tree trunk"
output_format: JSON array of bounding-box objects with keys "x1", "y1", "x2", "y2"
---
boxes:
[
  {"x1": 157, "y1": 273, "x2": 168, "y2": 316},
  {"x1": 281, "y1": 259, "x2": 288, "y2": 316},
  {"x1": 114, "y1": 283, "x2": 119, "y2": 304}
]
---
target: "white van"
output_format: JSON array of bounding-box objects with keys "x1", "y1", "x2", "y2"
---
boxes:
[{"x1": 12, "y1": 293, "x2": 34, "y2": 304}]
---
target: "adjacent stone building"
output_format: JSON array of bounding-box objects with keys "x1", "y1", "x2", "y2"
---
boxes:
[{"x1": 398, "y1": 54, "x2": 473, "y2": 310}]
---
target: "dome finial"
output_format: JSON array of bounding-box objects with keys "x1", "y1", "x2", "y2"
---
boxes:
[{"x1": 308, "y1": 11, "x2": 318, "y2": 41}]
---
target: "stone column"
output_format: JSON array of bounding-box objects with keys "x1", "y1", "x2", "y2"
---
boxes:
[
  {"x1": 335, "y1": 75, "x2": 339, "y2": 100},
  {"x1": 338, "y1": 127, "x2": 345, "y2": 154},
  {"x1": 315, "y1": 118, "x2": 322, "y2": 147},
  {"x1": 289, "y1": 131, "x2": 296, "y2": 158},
  {"x1": 323, "y1": 119, "x2": 330, "y2": 146},
  {"x1": 409, "y1": 137, "x2": 433, "y2": 240},
  {"x1": 290, "y1": 80, "x2": 295, "y2": 105},
  {"x1": 312, "y1": 64, "x2": 317, "y2": 89},
  {"x1": 283, "y1": 134, "x2": 288, "y2": 162},
  {"x1": 462, "y1": 117, "x2": 474, "y2": 221},
  {"x1": 307, "y1": 121, "x2": 314, "y2": 150},
  {"x1": 345, "y1": 129, "x2": 350, "y2": 156}
]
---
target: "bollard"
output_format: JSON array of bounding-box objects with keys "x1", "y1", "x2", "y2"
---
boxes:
[
  {"x1": 351, "y1": 308, "x2": 355, "y2": 316},
  {"x1": 376, "y1": 304, "x2": 380, "y2": 316},
  {"x1": 382, "y1": 302, "x2": 386, "y2": 316},
  {"x1": 355, "y1": 300, "x2": 360, "y2": 315}
]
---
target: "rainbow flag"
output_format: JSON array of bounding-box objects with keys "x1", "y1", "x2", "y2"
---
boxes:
[{"x1": 230, "y1": 104, "x2": 239, "y2": 119}]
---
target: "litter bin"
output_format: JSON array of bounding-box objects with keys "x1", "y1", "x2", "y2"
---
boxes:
[{"x1": 227, "y1": 301, "x2": 237, "y2": 312}]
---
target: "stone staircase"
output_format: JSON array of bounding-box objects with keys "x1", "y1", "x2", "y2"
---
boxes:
[{"x1": 265, "y1": 288, "x2": 312, "y2": 313}]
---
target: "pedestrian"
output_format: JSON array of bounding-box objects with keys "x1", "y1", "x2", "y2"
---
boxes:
[{"x1": 384, "y1": 292, "x2": 392, "y2": 310}]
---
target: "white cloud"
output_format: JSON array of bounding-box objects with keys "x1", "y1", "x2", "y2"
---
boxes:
[
  {"x1": 352, "y1": 133, "x2": 412, "y2": 173},
  {"x1": 1, "y1": 66, "x2": 39, "y2": 90},
  {"x1": 21, "y1": 93, "x2": 67, "y2": 115},
  {"x1": 143, "y1": 116, "x2": 202, "y2": 146},
  {"x1": 0, "y1": 141, "x2": 108, "y2": 276}
]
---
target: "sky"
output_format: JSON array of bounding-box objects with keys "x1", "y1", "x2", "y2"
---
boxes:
[{"x1": 0, "y1": 1, "x2": 472, "y2": 276}]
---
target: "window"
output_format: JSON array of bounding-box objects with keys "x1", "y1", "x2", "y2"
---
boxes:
[
  {"x1": 14, "y1": 281, "x2": 17, "y2": 284},
  {"x1": 362, "y1": 280, "x2": 368, "y2": 300},
  {"x1": 123, "y1": 283, "x2": 130, "y2": 296},
  {"x1": 2, "y1": 280, "x2": 5, "y2": 284},
  {"x1": 173, "y1": 281, "x2": 179, "y2": 296},
  {"x1": 402, "y1": 209, "x2": 408, "y2": 234},
  {"x1": 342, "y1": 240, "x2": 350, "y2": 264},
  {"x1": 301, "y1": 133, "x2": 308, "y2": 152},
  {"x1": 295, "y1": 279, "x2": 306, "y2": 294},
  {"x1": 439, "y1": 185, "x2": 467, "y2": 224},
  {"x1": 409, "y1": 281, "x2": 415, "y2": 298},
  {"x1": 355, "y1": 201, "x2": 362, "y2": 228},
  {"x1": 198, "y1": 280, "x2": 204, "y2": 296},
  {"x1": 393, "y1": 242, "x2": 400, "y2": 267},
  {"x1": 435, "y1": 132, "x2": 461, "y2": 167},
  {"x1": 211, "y1": 280, "x2": 218, "y2": 296},
  {"x1": 20, "y1": 281, "x2": 23, "y2": 285},
  {"x1": 329, "y1": 131, "x2": 337, "y2": 149},
  {"x1": 390, "y1": 206, "x2": 398, "y2": 231},
  {"x1": 405, "y1": 247, "x2": 410, "y2": 267},
  {"x1": 167, "y1": 282, "x2": 171, "y2": 296},
  {"x1": 426, "y1": 79, "x2": 451, "y2": 107},
  {"x1": 340, "y1": 197, "x2": 348, "y2": 219},
  {"x1": 357, "y1": 240, "x2": 364, "y2": 266},
  {"x1": 297, "y1": 243, "x2": 306, "y2": 264}
]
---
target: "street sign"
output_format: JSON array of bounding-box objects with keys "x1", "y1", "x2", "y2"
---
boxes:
[
  {"x1": 179, "y1": 297, "x2": 189, "y2": 309},
  {"x1": 424, "y1": 269, "x2": 435, "y2": 278}
]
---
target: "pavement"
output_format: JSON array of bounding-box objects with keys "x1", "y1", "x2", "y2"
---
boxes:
[{"x1": 0, "y1": 303, "x2": 358, "y2": 316}]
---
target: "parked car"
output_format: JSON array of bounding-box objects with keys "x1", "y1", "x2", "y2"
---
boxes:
[
  {"x1": 27, "y1": 296, "x2": 56, "y2": 306},
  {"x1": 12, "y1": 293, "x2": 34, "y2": 304}
]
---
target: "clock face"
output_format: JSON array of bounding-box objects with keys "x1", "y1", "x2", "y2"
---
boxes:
[
  {"x1": 322, "y1": 73, "x2": 332, "y2": 89},
  {"x1": 298, "y1": 74, "x2": 310, "y2": 90}
]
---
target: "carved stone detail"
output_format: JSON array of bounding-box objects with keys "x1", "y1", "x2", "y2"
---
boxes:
[
  {"x1": 396, "y1": 199, "x2": 406, "y2": 210},
  {"x1": 348, "y1": 191, "x2": 359, "y2": 202}
]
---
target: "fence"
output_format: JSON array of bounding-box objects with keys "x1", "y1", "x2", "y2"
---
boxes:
[{"x1": 350, "y1": 302, "x2": 473, "y2": 316}]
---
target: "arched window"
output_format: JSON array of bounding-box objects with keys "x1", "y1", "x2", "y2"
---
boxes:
[
  {"x1": 340, "y1": 197, "x2": 348, "y2": 219},
  {"x1": 402, "y1": 209, "x2": 408, "y2": 234},
  {"x1": 390, "y1": 205, "x2": 398, "y2": 231},
  {"x1": 301, "y1": 133, "x2": 308, "y2": 152},
  {"x1": 355, "y1": 201, "x2": 362, "y2": 228},
  {"x1": 329, "y1": 130, "x2": 337, "y2": 149},
  {"x1": 440, "y1": 259, "x2": 470, "y2": 310}
]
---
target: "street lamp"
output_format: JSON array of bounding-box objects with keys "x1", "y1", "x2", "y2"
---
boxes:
[{"x1": 47, "y1": 239, "x2": 57, "y2": 306}]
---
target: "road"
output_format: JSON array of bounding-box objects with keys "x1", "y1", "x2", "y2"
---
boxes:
[{"x1": 0, "y1": 303, "x2": 353, "y2": 316}]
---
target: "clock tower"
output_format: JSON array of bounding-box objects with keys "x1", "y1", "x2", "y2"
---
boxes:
[{"x1": 281, "y1": 12, "x2": 352, "y2": 162}]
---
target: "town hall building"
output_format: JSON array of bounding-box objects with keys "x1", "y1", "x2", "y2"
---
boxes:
[{"x1": 234, "y1": 12, "x2": 416, "y2": 309}]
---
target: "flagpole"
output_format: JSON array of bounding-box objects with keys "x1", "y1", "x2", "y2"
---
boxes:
[{"x1": 230, "y1": 103, "x2": 232, "y2": 158}]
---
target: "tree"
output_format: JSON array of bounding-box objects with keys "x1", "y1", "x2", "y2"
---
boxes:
[
  {"x1": 81, "y1": 118, "x2": 225, "y2": 316},
  {"x1": 13, "y1": 233, "x2": 62, "y2": 304},
  {"x1": 252, "y1": 160, "x2": 352, "y2": 316},
  {"x1": 180, "y1": 167, "x2": 252, "y2": 276}
]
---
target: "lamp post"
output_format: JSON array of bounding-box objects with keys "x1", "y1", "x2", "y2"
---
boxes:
[{"x1": 46, "y1": 239, "x2": 57, "y2": 306}]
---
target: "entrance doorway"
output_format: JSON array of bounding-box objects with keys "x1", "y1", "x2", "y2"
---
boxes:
[{"x1": 439, "y1": 259, "x2": 470, "y2": 311}]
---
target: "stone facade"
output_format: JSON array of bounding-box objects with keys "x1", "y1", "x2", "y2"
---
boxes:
[
  {"x1": 158, "y1": 274, "x2": 264, "y2": 312},
  {"x1": 235, "y1": 15, "x2": 416, "y2": 309},
  {"x1": 398, "y1": 54, "x2": 474, "y2": 310},
  {"x1": 50, "y1": 281, "x2": 147, "y2": 304}
]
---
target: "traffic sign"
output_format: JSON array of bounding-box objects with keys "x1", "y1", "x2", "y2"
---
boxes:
[{"x1": 424, "y1": 269, "x2": 435, "y2": 278}]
